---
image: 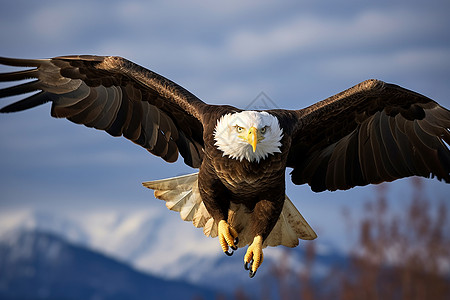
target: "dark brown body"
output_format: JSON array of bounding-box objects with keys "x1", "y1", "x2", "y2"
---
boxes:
[{"x1": 197, "y1": 107, "x2": 296, "y2": 240}]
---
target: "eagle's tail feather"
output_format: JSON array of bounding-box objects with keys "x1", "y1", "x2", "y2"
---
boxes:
[
  {"x1": 143, "y1": 173, "x2": 214, "y2": 234},
  {"x1": 265, "y1": 195, "x2": 317, "y2": 247},
  {"x1": 143, "y1": 172, "x2": 317, "y2": 248}
]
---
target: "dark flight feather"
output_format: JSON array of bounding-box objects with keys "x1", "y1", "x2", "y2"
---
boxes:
[{"x1": 0, "y1": 55, "x2": 205, "y2": 168}]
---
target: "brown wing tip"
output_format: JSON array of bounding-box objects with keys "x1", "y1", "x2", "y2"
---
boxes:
[{"x1": 0, "y1": 56, "x2": 46, "y2": 67}]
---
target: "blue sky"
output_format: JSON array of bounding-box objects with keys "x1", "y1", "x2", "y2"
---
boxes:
[{"x1": 0, "y1": 0, "x2": 449, "y2": 252}]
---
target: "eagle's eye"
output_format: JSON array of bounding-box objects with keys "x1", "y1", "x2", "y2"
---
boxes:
[
  {"x1": 260, "y1": 126, "x2": 267, "y2": 134},
  {"x1": 235, "y1": 125, "x2": 244, "y2": 133}
]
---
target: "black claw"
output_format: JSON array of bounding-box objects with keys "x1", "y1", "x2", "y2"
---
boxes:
[
  {"x1": 244, "y1": 260, "x2": 252, "y2": 271},
  {"x1": 231, "y1": 244, "x2": 237, "y2": 251},
  {"x1": 249, "y1": 270, "x2": 257, "y2": 278},
  {"x1": 234, "y1": 237, "x2": 239, "y2": 246},
  {"x1": 224, "y1": 249, "x2": 234, "y2": 256}
]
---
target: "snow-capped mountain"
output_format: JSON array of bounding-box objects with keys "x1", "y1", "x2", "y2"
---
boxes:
[
  {"x1": 0, "y1": 229, "x2": 217, "y2": 300},
  {"x1": 0, "y1": 207, "x2": 345, "y2": 292}
]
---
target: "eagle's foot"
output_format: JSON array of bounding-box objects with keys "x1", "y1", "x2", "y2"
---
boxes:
[
  {"x1": 218, "y1": 220, "x2": 239, "y2": 256},
  {"x1": 243, "y1": 235, "x2": 264, "y2": 278}
]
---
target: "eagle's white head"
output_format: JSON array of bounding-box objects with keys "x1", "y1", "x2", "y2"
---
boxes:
[{"x1": 213, "y1": 111, "x2": 283, "y2": 163}]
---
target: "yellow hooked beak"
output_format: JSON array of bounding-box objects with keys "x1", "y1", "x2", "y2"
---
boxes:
[{"x1": 247, "y1": 126, "x2": 258, "y2": 152}]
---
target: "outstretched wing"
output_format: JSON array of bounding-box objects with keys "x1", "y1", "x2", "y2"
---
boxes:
[
  {"x1": 287, "y1": 79, "x2": 450, "y2": 192},
  {"x1": 0, "y1": 55, "x2": 206, "y2": 168}
]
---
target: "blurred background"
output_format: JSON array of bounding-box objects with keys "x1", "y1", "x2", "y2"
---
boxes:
[{"x1": 0, "y1": 0, "x2": 449, "y2": 299}]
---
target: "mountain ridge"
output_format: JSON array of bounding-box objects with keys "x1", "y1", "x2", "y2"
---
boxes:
[
  {"x1": 0, "y1": 229, "x2": 218, "y2": 300},
  {"x1": 0, "y1": 208, "x2": 347, "y2": 292}
]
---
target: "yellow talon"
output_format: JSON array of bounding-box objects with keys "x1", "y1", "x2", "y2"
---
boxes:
[
  {"x1": 244, "y1": 235, "x2": 264, "y2": 277},
  {"x1": 218, "y1": 220, "x2": 238, "y2": 255}
]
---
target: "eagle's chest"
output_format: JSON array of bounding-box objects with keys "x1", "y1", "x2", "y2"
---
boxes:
[{"x1": 212, "y1": 151, "x2": 286, "y2": 197}]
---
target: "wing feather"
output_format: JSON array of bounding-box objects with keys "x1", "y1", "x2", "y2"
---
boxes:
[
  {"x1": 86, "y1": 86, "x2": 121, "y2": 129},
  {"x1": 289, "y1": 79, "x2": 450, "y2": 192},
  {"x1": 378, "y1": 111, "x2": 403, "y2": 177},
  {"x1": 69, "y1": 86, "x2": 109, "y2": 124}
]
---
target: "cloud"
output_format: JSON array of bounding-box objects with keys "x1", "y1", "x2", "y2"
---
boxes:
[
  {"x1": 316, "y1": 47, "x2": 450, "y2": 80},
  {"x1": 225, "y1": 8, "x2": 446, "y2": 62}
]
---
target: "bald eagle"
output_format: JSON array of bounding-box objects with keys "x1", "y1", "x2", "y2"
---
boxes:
[{"x1": 1, "y1": 55, "x2": 449, "y2": 278}]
